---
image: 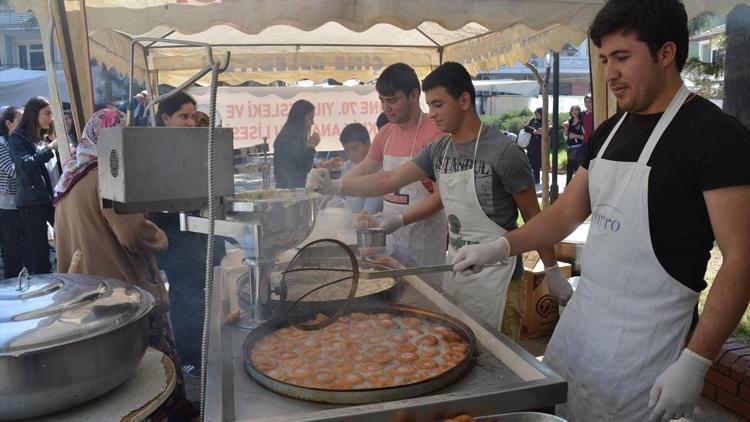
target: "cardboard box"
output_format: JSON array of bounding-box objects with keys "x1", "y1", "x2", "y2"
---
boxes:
[{"x1": 521, "y1": 251, "x2": 572, "y2": 338}]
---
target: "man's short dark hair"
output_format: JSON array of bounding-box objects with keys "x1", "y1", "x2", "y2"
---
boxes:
[
  {"x1": 423, "y1": 62, "x2": 476, "y2": 104},
  {"x1": 376, "y1": 63, "x2": 420, "y2": 98},
  {"x1": 589, "y1": 0, "x2": 689, "y2": 71},
  {"x1": 340, "y1": 123, "x2": 370, "y2": 146}
]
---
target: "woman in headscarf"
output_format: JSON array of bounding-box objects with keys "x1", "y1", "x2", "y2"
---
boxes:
[
  {"x1": 53, "y1": 109, "x2": 195, "y2": 420},
  {"x1": 273, "y1": 99, "x2": 320, "y2": 188}
]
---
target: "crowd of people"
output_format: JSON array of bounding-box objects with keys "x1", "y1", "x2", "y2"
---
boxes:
[{"x1": 521, "y1": 95, "x2": 594, "y2": 187}]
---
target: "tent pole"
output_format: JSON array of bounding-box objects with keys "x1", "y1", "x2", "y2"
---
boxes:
[{"x1": 551, "y1": 51, "x2": 560, "y2": 202}]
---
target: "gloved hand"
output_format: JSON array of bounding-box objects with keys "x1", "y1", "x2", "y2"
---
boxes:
[
  {"x1": 451, "y1": 236, "x2": 510, "y2": 276},
  {"x1": 375, "y1": 213, "x2": 405, "y2": 234},
  {"x1": 543, "y1": 265, "x2": 573, "y2": 305},
  {"x1": 305, "y1": 168, "x2": 342, "y2": 194},
  {"x1": 648, "y1": 348, "x2": 712, "y2": 422}
]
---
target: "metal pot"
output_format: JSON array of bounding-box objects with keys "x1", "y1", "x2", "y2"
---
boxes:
[
  {"x1": 554, "y1": 223, "x2": 589, "y2": 276},
  {"x1": 0, "y1": 272, "x2": 154, "y2": 420}
]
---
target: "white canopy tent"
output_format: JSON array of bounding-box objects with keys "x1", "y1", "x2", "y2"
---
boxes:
[
  {"x1": 0, "y1": 68, "x2": 69, "y2": 107},
  {"x1": 9, "y1": 0, "x2": 749, "y2": 160}
]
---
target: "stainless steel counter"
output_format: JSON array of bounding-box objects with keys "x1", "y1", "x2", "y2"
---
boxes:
[{"x1": 205, "y1": 263, "x2": 566, "y2": 421}]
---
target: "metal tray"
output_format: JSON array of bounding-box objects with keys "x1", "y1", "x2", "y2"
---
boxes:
[
  {"x1": 237, "y1": 259, "x2": 402, "y2": 306},
  {"x1": 241, "y1": 304, "x2": 476, "y2": 404}
]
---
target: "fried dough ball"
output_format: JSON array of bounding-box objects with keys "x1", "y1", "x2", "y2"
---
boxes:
[
  {"x1": 441, "y1": 331, "x2": 463, "y2": 343},
  {"x1": 416, "y1": 335, "x2": 440, "y2": 347},
  {"x1": 376, "y1": 319, "x2": 398, "y2": 329},
  {"x1": 404, "y1": 328, "x2": 424, "y2": 337},
  {"x1": 328, "y1": 322, "x2": 349, "y2": 333},
  {"x1": 396, "y1": 351, "x2": 419, "y2": 363},
  {"x1": 416, "y1": 358, "x2": 439, "y2": 370},
  {"x1": 312, "y1": 371, "x2": 336, "y2": 384},
  {"x1": 352, "y1": 320, "x2": 373, "y2": 331},
  {"x1": 332, "y1": 361, "x2": 353, "y2": 374},
  {"x1": 401, "y1": 317, "x2": 423, "y2": 328},
  {"x1": 387, "y1": 333, "x2": 410, "y2": 343},
  {"x1": 255, "y1": 361, "x2": 278, "y2": 372},
  {"x1": 443, "y1": 352, "x2": 465, "y2": 364},
  {"x1": 368, "y1": 344, "x2": 390, "y2": 355},
  {"x1": 350, "y1": 312, "x2": 370, "y2": 321},
  {"x1": 389, "y1": 364, "x2": 417, "y2": 377},
  {"x1": 448, "y1": 343, "x2": 468, "y2": 354},
  {"x1": 359, "y1": 362, "x2": 384, "y2": 373},
  {"x1": 340, "y1": 372, "x2": 365, "y2": 386},
  {"x1": 369, "y1": 353, "x2": 394, "y2": 365},
  {"x1": 282, "y1": 357, "x2": 305, "y2": 369},
  {"x1": 394, "y1": 342, "x2": 417, "y2": 353},
  {"x1": 278, "y1": 350, "x2": 298, "y2": 360},
  {"x1": 291, "y1": 366, "x2": 313, "y2": 378},
  {"x1": 367, "y1": 373, "x2": 394, "y2": 388},
  {"x1": 421, "y1": 349, "x2": 440, "y2": 358}
]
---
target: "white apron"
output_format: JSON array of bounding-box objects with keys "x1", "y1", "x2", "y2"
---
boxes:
[
  {"x1": 382, "y1": 114, "x2": 447, "y2": 267},
  {"x1": 441, "y1": 124, "x2": 517, "y2": 328},
  {"x1": 543, "y1": 85, "x2": 698, "y2": 421}
]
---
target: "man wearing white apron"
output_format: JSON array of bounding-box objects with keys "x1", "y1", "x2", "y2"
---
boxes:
[
  {"x1": 452, "y1": 1, "x2": 750, "y2": 421},
  {"x1": 307, "y1": 62, "x2": 571, "y2": 341},
  {"x1": 340, "y1": 63, "x2": 447, "y2": 267}
]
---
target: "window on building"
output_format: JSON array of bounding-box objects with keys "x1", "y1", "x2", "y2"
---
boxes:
[
  {"x1": 17, "y1": 44, "x2": 45, "y2": 70},
  {"x1": 700, "y1": 43, "x2": 712, "y2": 63}
]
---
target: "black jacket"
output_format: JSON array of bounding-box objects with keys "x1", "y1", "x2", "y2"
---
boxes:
[
  {"x1": 8, "y1": 127, "x2": 55, "y2": 207},
  {"x1": 273, "y1": 133, "x2": 315, "y2": 189}
]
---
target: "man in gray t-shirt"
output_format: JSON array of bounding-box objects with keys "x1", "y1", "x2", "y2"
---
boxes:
[
  {"x1": 306, "y1": 62, "x2": 570, "y2": 342},
  {"x1": 413, "y1": 129, "x2": 534, "y2": 280}
]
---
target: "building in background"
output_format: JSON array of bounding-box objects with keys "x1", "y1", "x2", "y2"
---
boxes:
[
  {"x1": 478, "y1": 39, "x2": 591, "y2": 96},
  {"x1": 0, "y1": 9, "x2": 55, "y2": 71}
]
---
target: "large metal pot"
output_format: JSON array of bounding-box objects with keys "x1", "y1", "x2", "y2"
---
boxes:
[
  {"x1": 0, "y1": 273, "x2": 154, "y2": 420},
  {"x1": 554, "y1": 223, "x2": 589, "y2": 276}
]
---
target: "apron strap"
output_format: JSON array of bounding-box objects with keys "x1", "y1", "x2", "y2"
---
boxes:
[
  {"x1": 440, "y1": 123, "x2": 484, "y2": 170},
  {"x1": 596, "y1": 112, "x2": 628, "y2": 160},
  {"x1": 637, "y1": 85, "x2": 690, "y2": 165}
]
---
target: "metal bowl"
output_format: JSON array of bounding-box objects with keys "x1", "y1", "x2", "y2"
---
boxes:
[
  {"x1": 0, "y1": 274, "x2": 153, "y2": 420},
  {"x1": 479, "y1": 412, "x2": 567, "y2": 421},
  {"x1": 227, "y1": 188, "x2": 321, "y2": 255}
]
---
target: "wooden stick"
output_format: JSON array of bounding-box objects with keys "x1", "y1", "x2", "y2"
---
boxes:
[{"x1": 67, "y1": 249, "x2": 82, "y2": 273}]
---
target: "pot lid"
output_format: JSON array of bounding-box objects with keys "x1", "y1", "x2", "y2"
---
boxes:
[{"x1": 0, "y1": 272, "x2": 154, "y2": 356}]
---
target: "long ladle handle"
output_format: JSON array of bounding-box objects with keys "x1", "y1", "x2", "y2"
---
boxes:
[{"x1": 360, "y1": 262, "x2": 506, "y2": 279}]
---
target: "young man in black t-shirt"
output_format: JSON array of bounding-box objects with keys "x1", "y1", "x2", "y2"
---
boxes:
[{"x1": 451, "y1": 1, "x2": 750, "y2": 421}]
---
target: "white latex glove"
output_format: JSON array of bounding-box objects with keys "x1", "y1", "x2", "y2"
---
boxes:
[
  {"x1": 648, "y1": 348, "x2": 712, "y2": 422},
  {"x1": 543, "y1": 265, "x2": 573, "y2": 305},
  {"x1": 451, "y1": 236, "x2": 510, "y2": 276},
  {"x1": 305, "y1": 168, "x2": 342, "y2": 194},
  {"x1": 375, "y1": 213, "x2": 405, "y2": 234}
]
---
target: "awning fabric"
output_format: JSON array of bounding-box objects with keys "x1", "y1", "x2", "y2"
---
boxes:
[{"x1": 12, "y1": 0, "x2": 748, "y2": 87}]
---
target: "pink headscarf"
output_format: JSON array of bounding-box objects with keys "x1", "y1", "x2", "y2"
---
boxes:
[{"x1": 53, "y1": 109, "x2": 124, "y2": 204}]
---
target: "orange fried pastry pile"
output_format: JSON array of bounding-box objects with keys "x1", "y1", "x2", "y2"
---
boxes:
[{"x1": 249, "y1": 311, "x2": 470, "y2": 390}]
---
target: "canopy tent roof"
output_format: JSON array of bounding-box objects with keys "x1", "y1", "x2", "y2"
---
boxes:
[{"x1": 12, "y1": 0, "x2": 748, "y2": 87}]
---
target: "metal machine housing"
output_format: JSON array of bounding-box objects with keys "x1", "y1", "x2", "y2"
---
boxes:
[{"x1": 97, "y1": 126, "x2": 234, "y2": 213}]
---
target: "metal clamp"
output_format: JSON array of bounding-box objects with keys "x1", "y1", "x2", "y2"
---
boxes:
[
  {"x1": 127, "y1": 37, "x2": 231, "y2": 127},
  {"x1": 16, "y1": 267, "x2": 30, "y2": 292}
]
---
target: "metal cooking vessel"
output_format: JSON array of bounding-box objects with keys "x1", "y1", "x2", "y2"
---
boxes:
[
  {"x1": 0, "y1": 273, "x2": 154, "y2": 420},
  {"x1": 242, "y1": 304, "x2": 476, "y2": 404},
  {"x1": 356, "y1": 228, "x2": 386, "y2": 248},
  {"x1": 226, "y1": 188, "x2": 320, "y2": 256},
  {"x1": 554, "y1": 223, "x2": 589, "y2": 276}
]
